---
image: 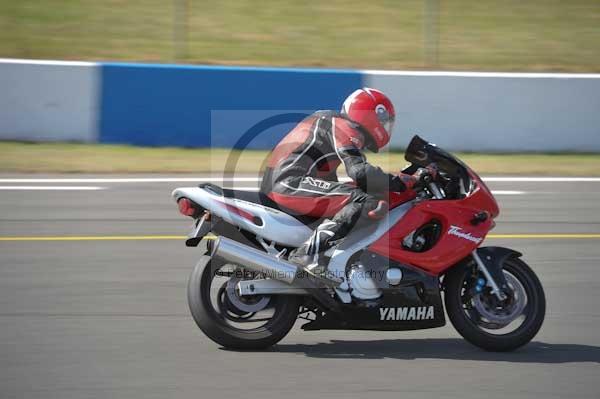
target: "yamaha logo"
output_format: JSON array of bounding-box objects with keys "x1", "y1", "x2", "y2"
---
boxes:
[{"x1": 379, "y1": 306, "x2": 435, "y2": 321}]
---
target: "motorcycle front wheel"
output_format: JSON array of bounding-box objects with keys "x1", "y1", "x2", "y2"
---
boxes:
[
  {"x1": 188, "y1": 254, "x2": 300, "y2": 350},
  {"x1": 444, "y1": 256, "x2": 545, "y2": 352}
]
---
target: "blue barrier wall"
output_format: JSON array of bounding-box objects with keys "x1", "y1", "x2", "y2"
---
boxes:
[{"x1": 99, "y1": 63, "x2": 363, "y2": 149}]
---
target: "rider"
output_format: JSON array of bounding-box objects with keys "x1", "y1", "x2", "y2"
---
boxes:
[{"x1": 260, "y1": 88, "x2": 432, "y2": 269}]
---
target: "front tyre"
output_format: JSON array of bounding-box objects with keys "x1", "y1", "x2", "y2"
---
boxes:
[
  {"x1": 444, "y1": 256, "x2": 545, "y2": 352},
  {"x1": 188, "y1": 254, "x2": 300, "y2": 350}
]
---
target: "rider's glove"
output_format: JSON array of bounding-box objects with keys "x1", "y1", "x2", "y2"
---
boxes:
[
  {"x1": 367, "y1": 200, "x2": 389, "y2": 220},
  {"x1": 398, "y1": 174, "x2": 418, "y2": 190}
]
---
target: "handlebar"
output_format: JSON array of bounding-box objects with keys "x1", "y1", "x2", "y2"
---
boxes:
[
  {"x1": 427, "y1": 181, "x2": 444, "y2": 199},
  {"x1": 415, "y1": 169, "x2": 444, "y2": 199}
]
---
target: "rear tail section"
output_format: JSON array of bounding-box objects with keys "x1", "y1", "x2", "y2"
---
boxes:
[{"x1": 172, "y1": 184, "x2": 313, "y2": 247}]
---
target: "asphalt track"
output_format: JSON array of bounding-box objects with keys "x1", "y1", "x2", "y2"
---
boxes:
[{"x1": 1, "y1": 174, "x2": 599, "y2": 399}]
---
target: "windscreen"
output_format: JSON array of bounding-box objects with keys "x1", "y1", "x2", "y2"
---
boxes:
[{"x1": 404, "y1": 135, "x2": 474, "y2": 197}]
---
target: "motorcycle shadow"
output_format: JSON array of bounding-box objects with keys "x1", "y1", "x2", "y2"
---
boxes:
[{"x1": 263, "y1": 338, "x2": 600, "y2": 363}]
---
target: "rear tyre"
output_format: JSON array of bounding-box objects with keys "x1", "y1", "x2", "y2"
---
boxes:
[
  {"x1": 444, "y1": 256, "x2": 545, "y2": 352},
  {"x1": 188, "y1": 254, "x2": 300, "y2": 350}
]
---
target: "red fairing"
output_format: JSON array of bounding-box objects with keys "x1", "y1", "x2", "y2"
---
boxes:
[
  {"x1": 387, "y1": 190, "x2": 418, "y2": 209},
  {"x1": 368, "y1": 171, "x2": 498, "y2": 276},
  {"x1": 470, "y1": 171, "x2": 500, "y2": 218}
]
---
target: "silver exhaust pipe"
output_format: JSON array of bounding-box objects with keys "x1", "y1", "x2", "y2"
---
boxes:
[
  {"x1": 211, "y1": 236, "x2": 342, "y2": 310},
  {"x1": 211, "y1": 236, "x2": 299, "y2": 284}
]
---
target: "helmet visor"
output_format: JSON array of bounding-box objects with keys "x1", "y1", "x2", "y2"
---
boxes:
[
  {"x1": 382, "y1": 118, "x2": 395, "y2": 136},
  {"x1": 375, "y1": 104, "x2": 394, "y2": 136}
]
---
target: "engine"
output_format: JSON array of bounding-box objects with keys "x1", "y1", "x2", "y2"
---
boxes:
[
  {"x1": 402, "y1": 220, "x2": 442, "y2": 252},
  {"x1": 347, "y1": 262, "x2": 404, "y2": 301}
]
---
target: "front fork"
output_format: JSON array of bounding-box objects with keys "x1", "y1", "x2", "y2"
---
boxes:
[
  {"x1": 472, "y1": 250, "x2": 507, "y2": 301},
  {"x1": 427, "y1": 181, "x2": 511, "y2": 301}
]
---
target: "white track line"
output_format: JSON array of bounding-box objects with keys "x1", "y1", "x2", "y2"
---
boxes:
[
  {"x1": 490, "y1": 190, "x2": 525, "y2": 195},
  {"x1": 0, "y1": 176, "x2": 598, "y2": 183},
  {"x1": 0, "y1": 186, "x2": 105, "y2": 191},
  {"x1": 0, "y1": 177, "x2": 260, "y2": 183}
]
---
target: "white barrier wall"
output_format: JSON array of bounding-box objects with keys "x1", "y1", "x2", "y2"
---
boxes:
[
  {"x1": 365, "y1": 71, "x2": 600, "y2": 152},
  {"x1": 1, "y1": 58, "x2": 599, "y2": 152},
  {"x1": 0, "y1": 59, "x2": 99, "y2": 143}
]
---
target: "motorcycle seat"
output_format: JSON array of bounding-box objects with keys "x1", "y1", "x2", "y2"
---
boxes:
[{"x1": 199, "y1": 183, "x2": 324, "y2": 227}]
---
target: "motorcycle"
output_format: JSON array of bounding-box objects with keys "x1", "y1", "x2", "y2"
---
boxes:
[{"x1": 172, "y1": 135, "x2": 545, "y2": 351}]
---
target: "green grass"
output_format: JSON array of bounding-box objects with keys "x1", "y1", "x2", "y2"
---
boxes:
[
  {"x1": 2, "y1": 141, "x2": 600, "y2": 175},
  {"x1": 0, "y1": 0, "x2": 598, "y2": 72}
]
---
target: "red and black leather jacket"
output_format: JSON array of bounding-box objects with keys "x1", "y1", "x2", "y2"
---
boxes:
[{"x1": 260, "y1": 111, "x2": 408, "y2": 195}]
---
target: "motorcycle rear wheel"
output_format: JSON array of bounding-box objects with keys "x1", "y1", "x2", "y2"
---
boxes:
[
  {"x1": 444, "y1": 256, "x2": 545, "y2": 352},
  {"x1": 188, "y1": 254, "x2": 300, "y2": 350}
]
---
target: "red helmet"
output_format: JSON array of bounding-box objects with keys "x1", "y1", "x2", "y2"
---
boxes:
[{"x1": 341, "y1": 88, "x2": 395, "y2": 151}]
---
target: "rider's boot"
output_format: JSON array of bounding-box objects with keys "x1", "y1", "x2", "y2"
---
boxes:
[
  {"x1": 288, "y1": 220, "x2": 338, "y2": 275},
  {"x1": 288, "y1": 201, "x2": 389, "y2": 273}
]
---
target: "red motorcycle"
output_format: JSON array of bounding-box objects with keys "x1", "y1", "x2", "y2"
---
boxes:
[{"x1": 173, "y1": 135, "x2": 545, "y2": 351}]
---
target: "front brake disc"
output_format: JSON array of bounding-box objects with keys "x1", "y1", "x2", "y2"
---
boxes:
[{"x1": 472, "y1": 272, "x2": 528, "y2": 329}]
